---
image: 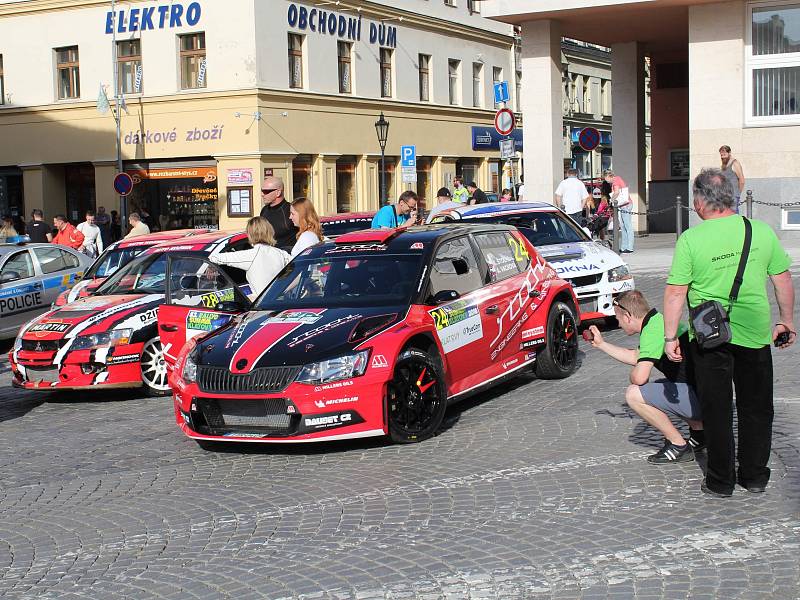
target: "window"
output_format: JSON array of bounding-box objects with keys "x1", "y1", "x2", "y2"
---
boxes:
[
  {"x1": 34, "y1": 247, "x2": 79, "y2": 274},
  {"x1": 492, "y1": 66, "x2": 503, "y2": 98},
  {"x1": 288, "y1": 33, "x2": 303, "y2": 89},
  {"x1": 448, "y1": 59, "x2": 460, "y2": 105},
  {"x1": 472, "y1": 62, "x2": 483, "y2": 107},
  {"x1": 601, "y1": 80, "x2": 612, "y2": 116},
  {"x1": 419, "y1": 54, "x2": 431, "y2": 101},
  {"x1": 56, "y1": 46, "x2": 80, "y2": 99},
  {"x1": 0, "y1": 55, "x2": 4, "y2": 105},
  {"x1": 428, "y1": 237, "x2": 483, "y2": 297},
  {"x1": 747, "y1": 3, "x2": 800, "y2": 122},
  {"x1": 782, "y1": 208, "x2": 800, "y2": 229},
  {"x1": 444, "y1": 0, "x2": 456, "y2": 6},
  {"x1": 380, "y1": 48, "x2": 393, "y2": 98},
  {"x1": 179, "y1": 33, "x2": 206, "y2": 90},
  {"x1": 474, "y1": 232, "x2": 524, "y2": 282},
  {"x1": 117, "y1": 40, "x2": 142, "y2": 95},
  {"x1": 338, "y1": 41, "x2": 352, "y2": 94},
  {"x1": 1, "y1": 251, "x2": 34, "y2": 281},
  {"x1": 467, "y1": 0, "x2": 481, "y2": 14}
]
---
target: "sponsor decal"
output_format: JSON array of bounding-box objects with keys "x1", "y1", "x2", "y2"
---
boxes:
[
  {"x1": 525, "y1": 352, "x2": 537, "y2": 361},
  {"x1": 200, "y1": 288, "x2": 235, "y2": 308},
  {"x1": 71, "y1": 299, "x2": 113, "y2": 310},
  {"x1": 325, "y1": 243, "x2": 387, "y2": 254},
  {"x1": 314, "y1": 396, "x2": 358, "y2": 408},
  {"x1": 410, "y1": 242, "x2": 424, "y2": 250},
  {"x1": 226, "y1": 313, "x2": 255, "y2": 348},
  {"x1": 107, "y1": 353, "x2": 140, "y2": 365},
  {"x1": 429, "y1": 300, "x2": 483, "y2": 353},
  {"x1": 520, "y1": 338, "x2": 545, "y2": 349},
  {"x1": 313, "y1": 380, "x2": 354, "y2": 392},
  {"x1": 371, "y1": 354, "x2": 389, "y2": 369},
  {"x1": 139, "y1": 308, "x2": 159, "y2": 324},
  {"x1": 521, "y1": 326, "x2": 545, "y2": 340},
  {"x1": 555, "y1": 263, "x2": 600, "y2": 274},
  {"x1": 502, "y1": 358, "x2": 519, "y2": 370},
  {"x1": 286, "y1": 314, "x2": 362, "y2": 348},
  {"x1": 187, "y1": 310, "x2": 231, "y2": 331},
  {"x1": 28, "y1": 322, "x2": 70, "y2": 333},
  {"x1": 490, "y1": 261, "x2": 549, "y2": 360},
  {"x1": 268, "y1": 310, "x2": 325, "y2": 325},
  {"x1": 299, "y1": 410, "x2": 364, "y2": 433}
]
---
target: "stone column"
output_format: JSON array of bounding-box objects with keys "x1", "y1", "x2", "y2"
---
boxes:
[
  {"x1": 93, "y1": 162, "x2": 120, "y2": 214},
  {"x1": 611, "y1": 42, "x2": 648, "y2": 233},
  {"x1": 356, "y1": 156, "x2": 379, "y2": 212},
  {"x1": 20, "y1": 164, "x2": 65, "y2": 219},
  {"x1": 312, "y1": 155, "x2": 339, "y2": 217},
  {"x1": 519, "y1": 19, "x2": 563, "y2": 202}
]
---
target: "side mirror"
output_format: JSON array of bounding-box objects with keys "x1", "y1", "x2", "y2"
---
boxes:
[
  {"x1": 0, "y1": 271, "x2": 21, "y2": 284},
  {"x1": 216, "y1": 300, "x2": 246, "y2": 313},
  {"x1": 431, "y1": 290, "x2": 459, "y2": 305}
]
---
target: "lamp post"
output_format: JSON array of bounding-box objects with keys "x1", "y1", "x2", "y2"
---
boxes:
[
  {"x1": 110, "y1": 0, "x2": 126, "y2": 224},
  {"x1": 374, "y1": 112, "x2": 390, "y2": 206}
]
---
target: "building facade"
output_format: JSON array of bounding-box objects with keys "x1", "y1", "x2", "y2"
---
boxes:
[
  {"x1": 0, "y1": 0, "x2": 515, "y2": 230},
  {"x1": 486, "y1": 0, "x2": 800, "y2": 238}
]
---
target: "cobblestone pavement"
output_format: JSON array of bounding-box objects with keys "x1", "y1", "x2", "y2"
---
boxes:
[{"x1": 0, "y1": 269, "x2": 798, "y2": 599}]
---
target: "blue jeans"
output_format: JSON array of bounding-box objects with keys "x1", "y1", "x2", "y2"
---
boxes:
[{"x1": 619, "y1": 209, "x2": 634, "y2": 251}]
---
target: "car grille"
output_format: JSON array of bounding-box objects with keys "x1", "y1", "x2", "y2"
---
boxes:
[
  {"x1": 567, "y1": 273, "x2": 603, "y2": 288},
  {"x1": 578, "y1": 297, "x2": 599, "y2": 313},
  {"x1": 196, "y1": 398, "x2": 294, "y2": 432},
  {"x1": 25, "y1": 366, "x2": 60, "y2": 383},
  {"x1": 21, "y1": 339, "x2": 63, "y2": 352},
  {"x1": 196, "y1": 366, "x2": 301, "y2": 394}
]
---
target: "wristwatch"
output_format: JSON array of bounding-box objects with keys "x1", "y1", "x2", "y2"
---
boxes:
[{"x1": 664, "y1": 336, "x2": 678, "y2": 342}]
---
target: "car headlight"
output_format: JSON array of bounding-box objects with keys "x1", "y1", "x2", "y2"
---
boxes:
[
  {"x1": 295, "y1": 350, "x2": 370, "y2": 385},
  {"x1": 608, "y1": 265, "x2": 632, "y2": 282},
  {"x1": 72, "y1": 328, "x2": 132, "y2": 351},
  {"x1": 182, "y1": 345, "x2": 199, "y2": 384}
]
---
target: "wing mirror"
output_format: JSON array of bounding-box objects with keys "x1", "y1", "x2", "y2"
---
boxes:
[{"x1": 431, "y1": 290, "x2": 459, "y2": 305}]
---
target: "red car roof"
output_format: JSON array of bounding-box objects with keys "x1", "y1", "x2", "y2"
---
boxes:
[
  {"x1": 115, "y1": 229, "x2": 211, "y2": 248},
  {"x1": 144, "y1": 230, "x2": 248, "y2": 253}
]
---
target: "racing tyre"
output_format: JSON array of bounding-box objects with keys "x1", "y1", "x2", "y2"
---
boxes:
[
  {"x1": 535, "y1": 301, "x2": 579, "y2": 379},
  {"x1": 387, "y1": 349, "x2": 447, "y2": 444},
  {"x1": 140, "y1": 338, "x2": 171, "y2": 397}
]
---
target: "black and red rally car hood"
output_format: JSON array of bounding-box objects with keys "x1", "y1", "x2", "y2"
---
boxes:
[{"x1": 197, "y1": 306, "x2": 404, "y2": 372}]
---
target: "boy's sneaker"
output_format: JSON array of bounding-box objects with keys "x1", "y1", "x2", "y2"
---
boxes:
[
  {"x1": 647, "y1": 440, "x2": 694, "y2": 464},
  {"x1": 688, "y1": 432, "x2": 706, "y2": 452}
]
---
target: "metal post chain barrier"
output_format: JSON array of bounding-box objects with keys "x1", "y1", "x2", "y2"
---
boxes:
[
  {"x1": 675, "y1": 195, "x2": 682, "y2": 240},
  {"x1": 612, "y1": 200, "x2": 620, "y2": 254}
]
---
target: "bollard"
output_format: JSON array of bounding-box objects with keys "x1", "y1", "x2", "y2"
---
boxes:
[
  {"x1": 745, "y1": 189, "x2": 753, "y2": 218},
  {"x1": 612, "y1": 200, "x2": 620, "y2": 254},
  {"x1": 675, "y1": 195, "x2": 682, "y2": 240}
]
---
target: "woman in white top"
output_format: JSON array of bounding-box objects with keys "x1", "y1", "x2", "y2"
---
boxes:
[
  {"x1": 210, "y1": 216, "x2": 290, "y2": 300},
  {"x1": 76, "y1": 210, "x2": 104, "y2": 258},
  {"x1": 289, "y1": 197, "x2": 324, "y2": 257}
]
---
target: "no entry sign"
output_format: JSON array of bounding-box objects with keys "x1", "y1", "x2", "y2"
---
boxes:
[
  {"x1": 494, "y1": 108, "x2": 515, "y2": 136},
  {"x1": 578, "y1": 127, "x2": 601, "y2": 152},
  {"x1": 113, "y1": 172, "x2": 134, "y2": 197}
]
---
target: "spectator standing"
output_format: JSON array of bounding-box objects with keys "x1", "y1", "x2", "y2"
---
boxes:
[
  {"x1": 588, "y1": 290, "x2": 704, "y2": 464},
  {"x1": 555, "y1": 168, "x2": 591, "y2": 222},
  {"x1": 125, "y1": 212, "x2": 150, "y2": 239},
  {"x1": 516, "y1": 175, "x2": 525, "y2": 201},
  {"x1": 27, "y1": 210, "x2": 52, "y2": 243},
  {"x1": 110, "y1": 210, "x2": 122, "y2": 242},
  {"x1": 76, "y1": 210, "x2": 104, "y2": 258},
  {"x1": 604, "y1": 169, "x2": 634, "y2": 253},
  {"x1": 719, "y1": 145, "x2": 745, "y2": 212},
  {"x1": 371, "y1": 190, "x2": 419, "y2": 229},
  {"x1": 663, "y1": 168, "x2": 795, "y2": 497},
  {"x1": 0, "y1": 216, "x2": 18, "y2": 241},
  {"x1": 259, "y1": 175, "x2": 298, "y2": 253},
  {"x1": 466, "y1": 182, "x2": 489, "y2": 205},
  {"x1": 52, "y1": 215, "x2": 84, "y2": 249},
  {"x1": 210, "y1": 216, "x2": 290, "y2": 300},
  {"x1": 288, "y1": 197, "x2": 324, "y2": 257},
  {"x1": 452, "y1": 177, "x2": 470, "y2": 204},
  {"x1": 95, "y1": 206, "x2": 111, "y2": 248},
  {"x1": 139, "y1": 207, "x2": 157, "y2": 232},
  {"x1": 426, "y1": 188, "x2": 461, "y2": 222},
  {"x1": 500, "y1": 188, "x2": 513, "y2": 202}
]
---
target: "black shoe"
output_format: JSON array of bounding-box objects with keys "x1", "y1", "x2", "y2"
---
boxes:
[
  {"x1": 688, "y1": 432, "x2": 706, "y2": 453},
  {"x1": 647, "y1": 441, "x2": 694, "y2": 464},
  {"x1": 737, "y1": 480, "x2": 767, "y2": 493},
  {"x1": 701, "y1": 482, "x2": 733, "y2": 498}
]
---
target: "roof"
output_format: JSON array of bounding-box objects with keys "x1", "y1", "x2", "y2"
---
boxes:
[
  {"x1": 0, "y1": 242, "x2": 58, "y2": 256},
  {"x1": 113, "y1": 229, "x2": 211, "y2": 249},
  {"x1": 143, "y1": 230, "x2": 247, "y2": 254},
  {"x1": 320, "y1": 212, "x2": 375, "y2": 222},
  {"x1": 453, "y1": 202, "x2": 561, "y2": 218}
]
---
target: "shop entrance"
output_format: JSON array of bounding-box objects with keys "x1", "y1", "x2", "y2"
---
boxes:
[
  {"x1": 65, "y1": 164, "x2": 96, "y2": 223},
  {"x1": 0, "y1": 168, "x2": 24, "y2": 230}
]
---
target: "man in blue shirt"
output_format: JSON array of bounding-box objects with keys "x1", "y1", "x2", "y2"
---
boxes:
[{"x1": 371, "y1": 190, "x2": 420, "y2": 229}]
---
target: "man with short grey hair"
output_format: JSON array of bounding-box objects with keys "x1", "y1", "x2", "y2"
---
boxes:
[{"x1": 663, "y1": 167, "x2": 795, "y2": 497}]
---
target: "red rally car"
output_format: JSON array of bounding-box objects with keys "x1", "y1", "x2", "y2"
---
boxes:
[
  {"x1": 10, "y1": 231, "x2": 251, "y2": 395},
  {"x1": 159, "y1": 224, "x2": 581, "y2": 447}
]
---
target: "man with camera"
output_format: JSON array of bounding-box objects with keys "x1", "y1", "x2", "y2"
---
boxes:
[
  {"x1": 371, "y1": 190, "x2": 420, "y2": 229},
  {"x1": 587, "y1": 290, "x2": 704, "y2": 464},
  {"x1": 663, "y1": 168, "x2": 795, "y2": 497}
]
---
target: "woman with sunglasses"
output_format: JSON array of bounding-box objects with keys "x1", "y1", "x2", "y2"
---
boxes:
[{"x1": 289, "y1": 197, "x2": 324, "y2": 257}]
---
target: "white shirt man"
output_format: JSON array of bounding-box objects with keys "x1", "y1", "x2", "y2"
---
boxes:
[
  {"x1": 76, "y1": 211, "x2": 104, "y2": 258},
  {"x1": 555, "y1": 169, "x2": 590, "y2": 220}
]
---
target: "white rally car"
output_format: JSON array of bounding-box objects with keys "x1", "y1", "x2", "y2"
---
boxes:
[{"x1": 431, "y1": 202, "x2": 634, "y2": 320}]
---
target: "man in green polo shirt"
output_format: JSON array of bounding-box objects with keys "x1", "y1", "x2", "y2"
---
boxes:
[
  {"x1": 664, "y1": 168, "x2": 795, "y2": 498},
  {"x1": 588, "y1": 290, "x2": 704, "y2": 464}
]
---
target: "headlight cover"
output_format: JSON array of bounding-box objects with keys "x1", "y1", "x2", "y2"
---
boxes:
[
  {"x1": 182, "y1": 345, "x2": 199, "y2": 384},
  {"x1": 295, "y1": 350, "x2": 370, "y2": 385},
  {"x1": 608, "y1": 265, "x2": 632, "y2": 282},
  {"x1": 72, "y1": 328, "x2": 132, "y2": 351}
]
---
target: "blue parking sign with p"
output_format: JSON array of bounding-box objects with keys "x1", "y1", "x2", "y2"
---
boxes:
[
  {"x1": 493, "y1": 81, "x2": 510, "y2": 105},
  {"x1": 401, "y1": 145, "x2": 416, "y2": 168}
]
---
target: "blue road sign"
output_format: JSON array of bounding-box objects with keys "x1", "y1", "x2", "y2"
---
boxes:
[
  {"x1": 493, "y1": 81, "x2": 510, "y2": 105},
  {"x1": 113, "y1": 172, "x2": 134, "y2": 197},
  {"x1": 400, "y1": 145, "x2": 416, "y2": 168}
]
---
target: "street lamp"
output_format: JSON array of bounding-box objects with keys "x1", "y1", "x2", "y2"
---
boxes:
[{"x1": 374, "y1": 112, "x2": 390, "y2": 205}]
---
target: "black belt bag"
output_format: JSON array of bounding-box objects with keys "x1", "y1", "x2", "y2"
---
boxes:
[{"x1": 689, "y1": 217, "x2": 751, "y2": 350}]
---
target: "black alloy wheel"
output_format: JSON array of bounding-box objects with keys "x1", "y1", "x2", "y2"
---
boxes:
[
  {"x1": 535, "y1": 301, "x2": 579, "y2": 379},
  {"x1": 387, "y1": 349, "x2": 446, "y2": 443}
]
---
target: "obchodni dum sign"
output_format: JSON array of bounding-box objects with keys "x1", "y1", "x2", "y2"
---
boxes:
[{"x1": 287, "y1": 2, "x2": 397, "y2": 48}]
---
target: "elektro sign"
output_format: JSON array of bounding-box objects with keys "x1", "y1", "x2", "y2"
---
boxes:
[
  {"x1": 287, "y1": 3, "x2": 397, "y2": 48},
  {"x1": 105, "y1": 2, "x2": 202, "y2": 34}
]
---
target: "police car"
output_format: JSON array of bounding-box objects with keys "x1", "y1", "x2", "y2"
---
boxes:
[
  {"x1": 0, "y1": 241, "x2": 93, "y2": 340},
  {"x1": 431, "y1": 203, "x2": 634, "y2": 320}
]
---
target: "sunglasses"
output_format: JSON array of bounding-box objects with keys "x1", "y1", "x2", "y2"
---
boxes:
[
  {"x1": 261, "y1": 188, "x2": 279, "y2": 195},
  {"x1": 612, "y1": 298, "x2": 630, "y2": 315},
  {"x1": 402, "y1": 200, "x2": 418, "y2": 210}
]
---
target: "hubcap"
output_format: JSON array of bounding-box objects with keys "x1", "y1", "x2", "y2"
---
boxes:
[
  {"x1": 141, "y1": 340, "x2": 169, "y2": 392},
  {"x1": 389, "y1": 359, "x2": 441, "y2": 436},
  {"x1": 552, "y1": 311, "x2": 578, "y2": 370}
]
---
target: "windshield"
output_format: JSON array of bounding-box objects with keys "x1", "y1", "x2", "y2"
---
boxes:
[
  {"x1": 95, "y1": 253, "x2": 169, "y2": 295},
  {"x1": 466, "y1": 212, "x2": 587, "y2": 246},
  {"x1": 255, "y1": 254, "x2": 423, "y2": 309},
  {"x1": 86, "y1": 246, "x2": 148, "y2": 279}
]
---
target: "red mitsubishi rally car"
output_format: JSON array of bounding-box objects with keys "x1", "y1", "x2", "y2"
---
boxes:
[
  {"x1": 9, "y1": 231, "x2": 250, "y2": 396},
  {"x1": 159, "y1": 224, "x2": 580, "y2": 447}
]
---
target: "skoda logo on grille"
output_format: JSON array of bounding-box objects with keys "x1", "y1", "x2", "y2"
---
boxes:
[{"x1": 236, "y1": 358, "x2": 248, "y2": 370}]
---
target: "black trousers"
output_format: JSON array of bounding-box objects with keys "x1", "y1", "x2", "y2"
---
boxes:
[{"x1": 690, "y1": 341, "x2": 774, "y2": 493}]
